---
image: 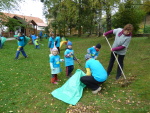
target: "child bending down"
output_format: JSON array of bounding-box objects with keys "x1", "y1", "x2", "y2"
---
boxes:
[
  {"x1": 87, "y1": 43, "x2": 101, "y2": 59},
  {"x1": 34, "y1": 37, "x2": 40, "y2": 49},
  {"x1": 49, "y1": 48, "x2": 64, "y2": 84}
]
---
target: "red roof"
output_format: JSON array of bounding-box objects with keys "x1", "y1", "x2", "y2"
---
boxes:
[{"x1": 1, "y1": 12, "x2": 47, "y2": 27}]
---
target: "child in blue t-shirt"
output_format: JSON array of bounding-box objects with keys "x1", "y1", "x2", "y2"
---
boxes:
[
  {"x1": 48, "y1": 33, "x2": 55, "y2": 53},
  {"x1": 55, "y1": 34, "x2": 60, "y2": 53},
  {"x1": 49, "y1": 48, "x2": 64, "y2": 84},
  {"x1": 87, "y1": 43, "x2": 101, "y2": 59},
  {"x1": 44, "y1": 33, "x2": 48, "y2": 39},
  {"x1": 31, "y1": 33, "x2": 36, "y2": 44},
  {"x1": 64, "y1": 41, "x2": 77, "y2": 77},
  {"x1": 14, "y1": 32, "x2": 28, "y2": 59}
]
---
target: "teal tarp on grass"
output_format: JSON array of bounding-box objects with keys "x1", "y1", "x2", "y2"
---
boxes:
[
  {"x1": 1, "y1": 37, "x2": 6, "y2": 45},
  {"x1": 51, "y1": 69, "x2": 86, "y2": 105},
  {"x1": 24, "y1": 36, "x2": 30, "y2": 46}
]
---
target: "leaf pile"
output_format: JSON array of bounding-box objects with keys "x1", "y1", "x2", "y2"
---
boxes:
[
  {"x1": 115, "y1": 74, "x2": 137, "y2": 87},
  {"x1": 66, "y1": 102, "x2": 100, "y2": 113}
]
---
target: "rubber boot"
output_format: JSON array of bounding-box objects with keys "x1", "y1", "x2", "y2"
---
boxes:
[
  {"x1": 51, "y1": 77, "x2": 55, "y2": 83},
  {"x1": 55, "y1": 75, "x2": 60, "y2": 81},
  {"x1": 51, "y1": 77, "x2": 58, "y2": 84}
]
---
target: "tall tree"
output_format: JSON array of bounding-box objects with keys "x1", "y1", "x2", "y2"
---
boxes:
[
  {"x1": 142, "y1": 1, "x2": 150, "y2": 14},
  {"x1": 0, "y1": 0, "x2": 24, "y2": 11},
  {"x1": 112, "y1": 0, "x2": 145, "y2": 33},
  {"x1": 102, "y1": 0, "x2": 120, "y2": 32}
]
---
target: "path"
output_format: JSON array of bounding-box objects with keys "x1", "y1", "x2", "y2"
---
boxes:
[{"x1": 6, "y1": 38, "x2": 16, "y2": 41}]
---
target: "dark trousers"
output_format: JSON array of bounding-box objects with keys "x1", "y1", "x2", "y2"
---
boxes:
[
  {"x1": 107, "y1": 52, "x2": 125, "y2": 79},
  {"x1": 66, "y1": 65, "x2": 74, "y2": 76},
  {"x1": 35, "y1": 45, "x2": 40, "y2": 49},
  {"x1": 0, "y1": 41, "x2": 2, "y2": 48},
  {"x1": 39, "y1": 36, "x2": 42, "y2": 41},
  {"x1": 57, "y1": 47, "x2": 60, "y2": 53},
  {"x1": 15, "y1": 46, "x2": 27, "y2": 59},
  {"x1": 80, "y1": 76, "x2": 104, "y2": 91}
]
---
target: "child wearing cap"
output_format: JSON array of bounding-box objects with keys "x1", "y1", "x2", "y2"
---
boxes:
[
  {"x1": 80, "y1": 54, "x2": 107, "y2": 94},
  {"x1": 64, "y1": 41, "x2": 77, "y2": 77},
  {"x1": 48, "y1": 33, "x2": 55, "y2": 53},
  {"x1": 87, "y1": 43, "x2": 101, "y2": 59},
  {"x1": 49, "y1": 47, "x2": 64, "y2": 84}
]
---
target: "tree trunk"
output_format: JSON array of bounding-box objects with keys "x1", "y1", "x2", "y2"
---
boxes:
[
  {"x1": 78, "y1": 0, "x2": 82, "y2": 37},
  {"x1": 98, "y1": 9, "x2": 103, "y2": 37},
  {"x1": 106, "y1": 4, "x2": 112, "y2": 38}
]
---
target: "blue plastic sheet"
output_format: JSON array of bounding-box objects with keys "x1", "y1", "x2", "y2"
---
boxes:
[
  {"x1": 24, "y1": 36, "x2": 30, "y2": 46},
  {"x1": 1, "y1": 37, "x2": 6, "y2": 45},
  {"x1": 51, "y1": 69, "x2": 86, "y2": 105}
]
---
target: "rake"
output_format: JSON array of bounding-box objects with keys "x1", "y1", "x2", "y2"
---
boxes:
[
  {"x1": 72, "y1": 54, "x2": 85, "y2": 72},
  {"x1": 104, "y1": 36, "x2": 128, "y2": 78}
]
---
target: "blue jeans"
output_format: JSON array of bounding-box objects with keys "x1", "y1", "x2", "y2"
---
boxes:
[{"x1": 15, "y1": 46, "x2": 27, "y2": 59}]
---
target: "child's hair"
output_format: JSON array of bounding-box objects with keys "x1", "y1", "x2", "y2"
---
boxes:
[
  {"x1": 52, "y1": 48, "x2": 58, "y2": 51},
  {"x1": 50, "y1": 33, "x2": 54, "y2": 37},
  {"x1": 18, "y1": 32, "x2": 23, "y2": 36},
  {"x1": 95, "y1": 43, "x2": 101, "y2": 49},
  {"x1": 123, "y1": 24, "x2": 133, "y2": 32}
]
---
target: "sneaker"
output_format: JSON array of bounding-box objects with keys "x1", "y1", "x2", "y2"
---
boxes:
[
  {"x1": 25, "y1": 56, "x2": 28, "y2": 58},
  {"x1": 92, "y1": 87, "x2": 102, "y2": 94},
  {"x1": 53, "y1": 82, "x2": 58, "y2": 84},
  {"x1": 116, "y1": 75, "x2": 121, "y2": 80},
  {"x1": 14, "y1": 58, "x2": 18, "y2": 60}
]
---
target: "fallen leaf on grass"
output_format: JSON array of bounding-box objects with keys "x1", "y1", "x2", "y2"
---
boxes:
[{"x1": 66, "y1": 102, "x2": 100, "y2": 113}]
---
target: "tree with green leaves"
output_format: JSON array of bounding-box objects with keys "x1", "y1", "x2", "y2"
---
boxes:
[
  {"x1": 142, "y1": 1, "x2": 150, "y2": 14},
  {"x1": 3, "y1": 17, "x2": 25, "y2": 32},
  {"x1": 42, "y1": 0, "x2": 147, "y2": 36},
  {"x1": 0, "y1": 0, "x2": 24, "y2": 11},
  {"x1": 112, "y1": 0, "x2": 145, "y2": 34}
]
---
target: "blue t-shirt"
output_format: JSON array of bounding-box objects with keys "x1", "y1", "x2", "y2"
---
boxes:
[
  {"x1": 31, "y1": 35, "x2": 36, "y2": 40},
  {"x1": 64, "y1": 49, "x2": 74, "y2": 66},
  {"x1": 87, "y1": 47, "x2": 99, "y2": 58},
  {"x1": 44, "y1": 34, "x2": 48, "y2": 38},
  {"x1": 48, "y1": 37, "x2": 55, "y2": 48},
  {"x1": 55, "y1": 36, "x2": 60, "y2": 47},
  {"x1": 17, "y1": 36, "x2": 25, "y2": 46},
  {"x1": 85, "y1": 58, "x2": 107, "y2": 82},
  {"x1": 39, "y1": 31, "x2": 43, "y2": 37},
  {"x1": 50, "y1": 55, "x2": 60, "y2": 68}
]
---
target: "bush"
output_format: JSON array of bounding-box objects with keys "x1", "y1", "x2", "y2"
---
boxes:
[{"x1": 144, "y1": 25, "x2": 150, "y2": 33}]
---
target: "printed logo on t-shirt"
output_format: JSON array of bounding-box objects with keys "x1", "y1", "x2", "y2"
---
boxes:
[{"x1": 56, "y1": 61, "x2": 60, "y2": 64}]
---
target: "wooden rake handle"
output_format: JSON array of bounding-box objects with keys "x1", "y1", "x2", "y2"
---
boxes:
[{"x1": 104, "y1": 36, "x2": 127, "y2": 79}]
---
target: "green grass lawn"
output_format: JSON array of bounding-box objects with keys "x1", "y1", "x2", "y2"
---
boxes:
[{"x1": 0, "y1": 36, "x2": 150, "y2": 113}]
